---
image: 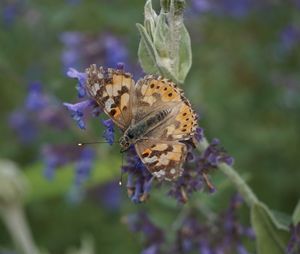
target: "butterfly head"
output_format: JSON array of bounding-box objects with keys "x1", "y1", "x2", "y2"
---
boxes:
[
  {"x1": 119, "y1": 128, "x2": 137, "y2": 152},
  {"x1": 119, "y1": 135, "x2": 131, "y2": 152}
]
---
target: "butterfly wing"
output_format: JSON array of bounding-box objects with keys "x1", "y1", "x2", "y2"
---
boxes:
[
  {"x1": 133, "y1": 76, "x2": 198, "y2": 181},
  {"x1": 134, "y1": 75, "x2": 198, "y2": 141},
  {"x1": 85, "y1": 64, "x2": 135, "y2": 130},
  {"x1": 134, "y1": 139, "x2": 187, "y2": 181}
]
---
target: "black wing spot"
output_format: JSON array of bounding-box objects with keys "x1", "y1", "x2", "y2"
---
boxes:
[{"x1": 110, "y1": 109, "x2": 117, "y2": 116}]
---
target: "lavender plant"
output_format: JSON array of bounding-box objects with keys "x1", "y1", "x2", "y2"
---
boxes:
[{"x1": 123, "y1": 194, "x2": 255, "y2": 253}]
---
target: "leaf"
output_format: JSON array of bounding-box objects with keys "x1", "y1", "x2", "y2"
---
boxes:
[
  {"x1": 177, "y1": 25, "x2": 192, "y2": 83},
  {"x1": 271, "y1": 209, "x2": 292, "y2": 230},
  {"x1": 144, "y1": 0, "x2": 157, "y2": 37},
  {"x1": 251, "y1": 202, "x2": 290, "y2": 254},
  {"x1": 292, "y1": 200, "x2": 300, "y2": 225},
  {"x1": 138, "y1": 39, "x2": 159, "y2": 74},
  {"x1": 24, "y1": 157, "x2": 120, "y2": 203},
  {"x1": 153, "y1": 13, "x2": 170, "y2": 61},
  {"x1": 136, "y1": 23, "x2": 160, "y2": 75}
]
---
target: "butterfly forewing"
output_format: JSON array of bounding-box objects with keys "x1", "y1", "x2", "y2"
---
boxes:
[
  {"x1": 134, "y1": 76, "x2": 198, "y2": 141},
  {"x1": 85, "y1": 64, "x2": 135, "y2": 130}
]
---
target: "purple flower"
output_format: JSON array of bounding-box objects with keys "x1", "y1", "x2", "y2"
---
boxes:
[
  {"x1": 168, "y1": 138, "x2": 233, "y2": 203},
  {"x1": 122, "y1": 146, "x2": 154, "y2": 203},
  {"x1": 9, "y1": 110, "x2": 37, "y2": 143},
  {"x1": 67, "y1": 68, "x2": 87, "y2": 98},
  {"x1": 216, "y1": 0, "x2": 252, "y2": 18},
  {"x1": 237, "y1": 244, "x2": 249, "y2": 254},
  {"x1": 25, "y1": 82, "x2": 49, "y2": 111},
  {"x1": 174, "y1": 194, "x2": 253, "y2": 253},
  {"x1": 104, "y1": 35, "x2": 129, "y2": 66},
  {"x1": 66, "y1": 0, "x2": 81, "y2": 5},
  {"x1": 88, "y1": 181, "x2": 122, "y2": 211},
  {"x1": 63, "y1": 99, "x2": 96, "y2": 129},
  {"x1": 192, "y1": 0, "x2": 258, "y2": 18},
  {"x1": 42, "y1": 144, "x2": 83, "y2": 180},
  {"x1": 124, "y1": 194, "x2": 254, "y2": 253},
  {"x1": 123, "y1": 212, "x2": 164, "y2": 252},
  {"x1": 102, "y1": 119, "x2": 115, "y2": 145},
  {"x1": 74, "y1": 147, "x2": 95, "y2": 186},
  {"x1": 192, "y1": 0, "x2": 212, "y2": 12},
  {"x1": 286, "y1": 223, "x2": 300, "y2": 254},
  {"x1": 280, "y1": 25, "x2": 300, "y2": 52},
  {"x1": 60, "y1": 31, "x2": 132, "y2": 74},
  {"x1": 194, "y1": 127, "x2": 204, "y2": 142},
  {"x1": 2, "y1": 1, "x2": 20, "y2": 27}
]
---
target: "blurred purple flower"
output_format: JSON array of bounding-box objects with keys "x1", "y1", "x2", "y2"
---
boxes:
[
  {"x1": 191, "y1": 0, "x2": 258, "y2": 18},
  {"x1": 66, "y1": 0, "x2": 82, "y2": 5},
  {"x1": 42, "y1": 144, "x2": 83, "y2": 180},
  {"x1": 192, "y1": 0, "x2": 212, "y2": 12},
  {"x1": 280, "y1": 25, "x2": 300, "y2": 52},
  {"x1": 103, "y1": 35, "x2": 129, "y2": 67},
  {"x1": 102, "y1": 119, "x2": 115, "y2": 145},
  {"x1": 123, "y1": 212, "x2": 164, "y2": 253},
  {"x1": 286, "y1": 222, "x2": 300, "y2": 254},
  {"x1": 216, "y1": 0, "x2": 252, "y2": 18},
  {"x1": 9, "y1": 80, "x2": 73, "y2": 143},
  {"x1": 25, "y1": 82, "x2": 49, "y2": 111},
  {"x1": 292, "y1": 0, "x2": 300, "y2": 9},
  {"x1": 74, "y1": 147, "x2": 95, "y2": 186},
  {"x1": 237, "y1": 244, "x2": 249, "y2": 254},
  {"x1": 9, "y1": 110, "x2": 37, "y2": 143},
  {"x1": 63, "y1": 99, "x2": 97, "y2": 129},
  {"x1": 2, "y1": 1, "x2": 21, "y2": 27},
  {"x1": 88, "y1": 181, "x2": 122, "y2": 211},
  {"x1": 60, "y1": 32, "x2": 130, "y2": 72}
]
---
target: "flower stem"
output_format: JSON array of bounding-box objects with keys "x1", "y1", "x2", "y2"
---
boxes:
[
  {"x1": 198, "y1": 137, "x2": 259, "y2": 207},
  {"x1": 0, "y1": 204, "x2": 39, "y2": 254}
]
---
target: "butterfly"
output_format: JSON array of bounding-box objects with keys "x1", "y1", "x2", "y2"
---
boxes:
[{"x1": 85, "y1": 64, "x2": 198, "y2": 181}]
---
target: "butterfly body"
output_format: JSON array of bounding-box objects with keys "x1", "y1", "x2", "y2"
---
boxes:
[
  {"x1": 86, "y1": 65, "x2": 198, "y2": 181},
  {"x1": 120, "y1": 109, "x2": 172, "y2": 152}
]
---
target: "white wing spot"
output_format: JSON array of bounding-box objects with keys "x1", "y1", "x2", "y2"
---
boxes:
[
  {"x1": 105, "y1": 98, "x2": 115, "y2": 110},
  {"x1": 170, "y1": 168, "x2": 176, "y2": 175},
  {"x1": 144, "y1": 156, "x2": 158, "y2": 164}
]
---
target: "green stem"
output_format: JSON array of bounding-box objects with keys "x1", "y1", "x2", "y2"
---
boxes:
[
  {"x1": 0, "y1": 204, "x2": 39, "y2": 254},
  {"x1": 198, "y1": 137, "x2": 259, "y2": 207}
]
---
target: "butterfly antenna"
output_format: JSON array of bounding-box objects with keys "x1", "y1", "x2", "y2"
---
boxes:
[
  {"x1": 119, "y1": 152, "x2": 124, "y2": 186},
  {"x1": 77, "y1": 141, "x2": 116, "y2": 146}
]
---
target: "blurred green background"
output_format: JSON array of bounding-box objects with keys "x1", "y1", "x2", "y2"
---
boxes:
[{"x1": 0, "y1": 0, "x2": 299, "y2": 253}]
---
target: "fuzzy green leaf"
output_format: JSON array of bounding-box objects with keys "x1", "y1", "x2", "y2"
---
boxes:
[
  {"x1": 144, "y1": 0, "x2": 157, "y2": 37},
  {"x1": 138, "y1": 39, "x2": 159, "y2": 74},
  {"x1": 251, "y1": 202, "x2": 290, "y2": 254},
  {"x1": 177, "y1": 25, "x2": 192, "y2": 83},
  {"x1": 136, "y1": 23, "x2": 160, "y2": 75}
]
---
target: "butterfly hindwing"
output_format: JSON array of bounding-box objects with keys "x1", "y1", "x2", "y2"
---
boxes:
[
  {"x1": 85, "y1": 64, "x2": 135, "y2": 130},
  {"x1": 135, "y1": 139, "x2": 187, "y2": 181}
]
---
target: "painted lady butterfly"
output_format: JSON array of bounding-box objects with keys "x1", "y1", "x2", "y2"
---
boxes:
[{"x1": 85, "y1": 64, "x2": 198, "y2": 181}]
